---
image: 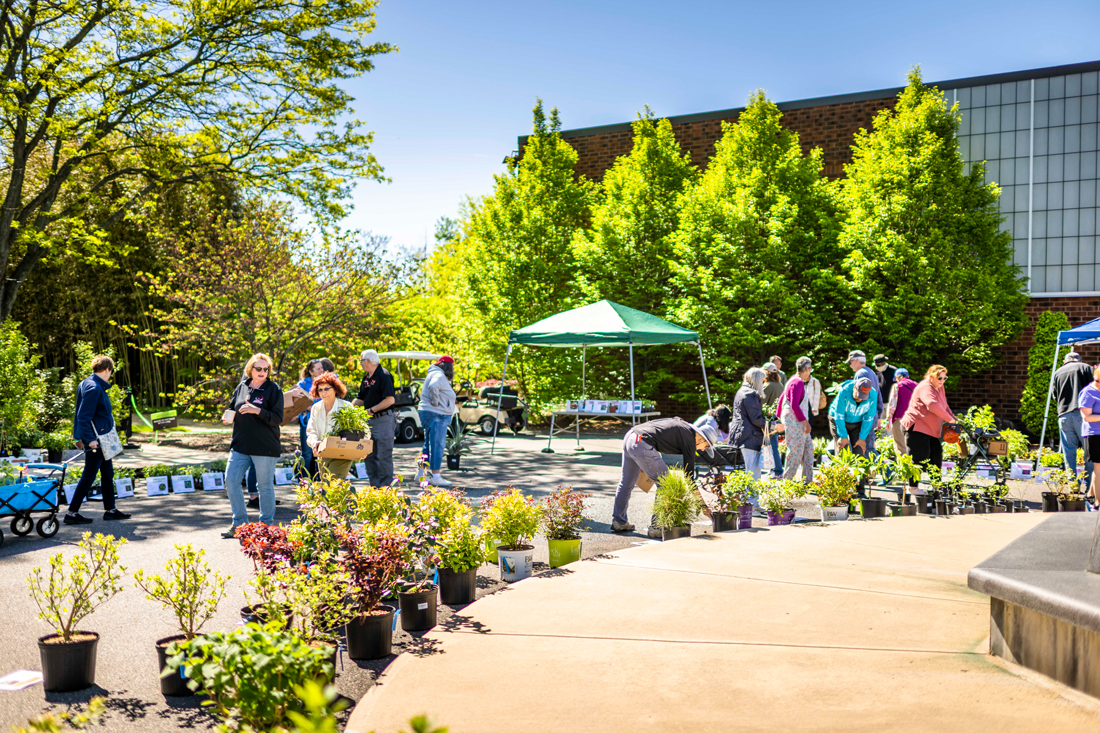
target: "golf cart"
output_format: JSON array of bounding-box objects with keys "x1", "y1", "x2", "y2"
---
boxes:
[
  {"x1": 457, "y1": 380, "x2": 529, "y2": 436},
  {"x1": 377, "y1": 351, "x2": 443, "y2": 443}
]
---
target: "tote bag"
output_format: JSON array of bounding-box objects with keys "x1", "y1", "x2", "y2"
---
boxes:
[{"x1": 92, "y1": 421, "x2": 124, "y2": 461}]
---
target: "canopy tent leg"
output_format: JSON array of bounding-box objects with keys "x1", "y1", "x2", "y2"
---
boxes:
[
  {"x1": 491, "y1": 343, "x2": 511, "y2": 456},
  {"x1": 1036, "y1": 342, "x2": 1061, "y2": 468},
  {"x1": 576, "y1": 345, "x2": 586, "y2": 450},
  {"x1": 629, "y1": 343, "x2": 637, "y2": 427},
  {"x1": 696, "y1": 341, "x2": 712, "y2": 410}
]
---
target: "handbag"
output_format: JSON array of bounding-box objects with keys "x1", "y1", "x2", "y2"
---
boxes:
[{"x1": 91, "y1": 421, "x2": 124, "y2": 461}]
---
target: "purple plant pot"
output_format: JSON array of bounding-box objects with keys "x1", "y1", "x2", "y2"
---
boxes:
[
  {"x1": 782, "y1": 508, "x2": 796, "y2": 524},
  {"x1": 767, "y1": 510, "x2": 782, "y2": 526},
  {"x1": 738, "y1": 504, "x2": 754, "y2": 530}
]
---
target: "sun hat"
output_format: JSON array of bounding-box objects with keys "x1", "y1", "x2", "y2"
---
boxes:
[{"x1": 691, "y1": 424, "x2": 718, "y2": 458}]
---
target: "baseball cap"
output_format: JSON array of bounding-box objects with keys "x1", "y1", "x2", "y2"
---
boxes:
[
  {"x1": 762, "y1": 362, "x2": 778, "y2": 373},
  {"x1": 1065, "y1": 352, "x2": 1082, "y2": 363},
  {"x1": 853, "y1": 376, "x2": 873, "y2": 398},
  {"x1": 873, "y1": 354, "x2": 887, "y2": 364},
  {"x1": 360, "y1": 349, "x2": 380, "y2": 362},
  {"x1": 847, "y1": 350, "x2": 866, "y2": 362},
  {"x1": 692, "y1": 424, "x2": 718, "y2": 457},
  {"x1": 436, "y1": 355, "x2": 454, "y2": 364}
]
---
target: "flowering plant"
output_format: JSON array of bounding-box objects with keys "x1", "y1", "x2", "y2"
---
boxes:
[
  {"x1": 541, "y1": 486, "x2": 589, "y2": 541},
  {"x1": 713, "y1": 471, "x2": 757, "y2": 511},
  {"x1": 396, "y1": 501, "x2": 441, "y2": 593},
  {"x1": 236, "y1": 523, "x2": 293, "y2": 574}
]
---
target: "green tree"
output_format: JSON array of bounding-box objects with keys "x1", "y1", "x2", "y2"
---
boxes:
[
  {"x1": 0, "y1": 0, "x2": 395, "y2": 321},
  {"x1": 668, "y1": 91, "x2": 849, "y2": 401},
  {"x1": 453, "y1": 100, "x2": 596, "y2": 408},
  {"x1": 0, "y1": 320, "x2": 46, "y2": 439},
  {"x1": 1019, "y1": 310, "x2": 1070, "y2": 435},
  {"x1": 837, "y1": 67, "x2": 1028, "y2": 379}
]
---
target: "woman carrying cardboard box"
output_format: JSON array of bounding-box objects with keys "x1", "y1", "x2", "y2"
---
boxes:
[{"x1": 306, "y1": 372, "x2": 355, "y2": 480}]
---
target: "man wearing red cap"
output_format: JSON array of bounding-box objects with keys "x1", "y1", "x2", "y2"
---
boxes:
[{"x1": 418, "y1": 355, "x2": 457, "y2": 487}]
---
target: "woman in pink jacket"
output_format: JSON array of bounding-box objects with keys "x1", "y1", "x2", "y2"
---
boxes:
[{"x1": 900, "y1": 364, "x2": 956, "y2": 490}]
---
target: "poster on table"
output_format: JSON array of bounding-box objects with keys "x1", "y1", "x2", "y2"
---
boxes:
[
  {"x1": 146, "y1": 476, "x2": 170, "y2": 496},
  {"x1": 1009, "y1": 462, "x2": 1032, "y2": 479},
  {"x1": 582, "y1": 400, "x2": 596, "y2": 413},
  {"x1": 566, "y1": 400, "x2": 581, "y2": 413},
  {"x1": 171, "y1": 474, "x2": 196, "y2": 493},
  {"x1": 115, "y1": 478, "x2": 134, "y2": 498},
  {"x1": 594, "y1": 400, "x2": 610, "y2": 413},
  {"x1": 274, "y1": 466, "x2": 295, "y2": 485},
  {"x1": 202, "y1": 472, "x2": 225, "y2": 491}
]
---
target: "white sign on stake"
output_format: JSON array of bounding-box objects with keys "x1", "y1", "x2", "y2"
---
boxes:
[
  {"x1": 354, "y1": 462, "x2": 368, "y2": 480},
  {"x1": 146, "y1": 476, "x2": 170, "y2": 496},
  {"x1": 115, "y1": 478, "x2": 134, "y2": 498},
  {"x1": 63, "y1": 483, "x2": 78, "y2": 504},
  {"x1": 202, "y1": 472, "x2": 225, "y2": 491},
  {"x1": 1010, "y1": 461, "x2": 1032, "y2": 479},
  {"x1": 171, "y1": 475, "x2": 196, "y2": 494},
  {"x1": 274, "y1": 466, "x2": 295, "y2": 485}
]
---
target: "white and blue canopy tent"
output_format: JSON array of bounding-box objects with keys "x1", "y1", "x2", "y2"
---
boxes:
[{"x1": 1037, "y1": 316, "x2": 1100, "y2": 462}]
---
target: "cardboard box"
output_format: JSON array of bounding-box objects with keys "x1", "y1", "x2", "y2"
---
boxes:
[
  {"x1": 281, "y1": 393, "x2": 315, "y2": 426},
  {"x1": 315, "y1": 436, "x2": 373, "y2": 461},
  {"x1": 987, "y1": 439, "x2": 1009, "y2": 457},
  {"x1": 636, "y1": 471, "x2": 654, "y2": 493}
]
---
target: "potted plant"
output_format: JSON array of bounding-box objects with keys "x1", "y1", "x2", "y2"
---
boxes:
[
  {"x1": 445, "y1": 429, "x2": 475, "y2": 470},
  {"x1": 331, "y1": 404, "x2": 371, "y2": 440},
  {"x1": 542, "y1": 486, "x2": 589, "y2": 567},
  {"x1": 27, "y1": 532, "x2": 127, "y2": 691},
  {"x1": 758, "y1": 479, "x2": 794, "y2": 525},
  {"x1": 395, "y1": 503, "x2": 441, "y2": 631},
  {"x1": 815, "y1": 463, "x2": 857, "y2": 521},
  {"x1": 1044, "y1": 468, "x2": 1086, "y2": 511},
  {"x1": 41, "y1": 430, "x2": 71, "y2": 463},
  {"x1": 478, "y1": 490, "x2": 507, "y2": 564},
  {"x1": 166, "y1": 622, "x2": 335, "y2": 731},
  {"x1": 236, "y1": 522, "x2": 294, "y2": 623},
  {"x1": 653, "y1": 468, "x2": 703, "y2": 540},
  {"x1": 338, "y1": 527, "x2": 407, "y2": 659},
  {"x1": 885, "y1": 455, "x2": 921, "y2": 516},
  {"x1": 437, "y1": 520, "x2": 484, "y2": 605},
  {"x1": 480, "y1": 487, "x2": 541, "y2": 580},
  {"x1": 416, "y1": 485, "x2": 472, "y2": 534},
  {"x1": 276, "y1": 554, "x2": 352, "y2": 677},
  {"x1": 133, "y1": 543, "x2": 229, "y2": 696},
  {"x1": 707, "y1": 471, "x2": 755, "y2": 531}
]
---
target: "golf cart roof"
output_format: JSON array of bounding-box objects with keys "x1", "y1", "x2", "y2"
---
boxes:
[{"x1": 376, "y1": 351, "x2": 441, "y2": 361}]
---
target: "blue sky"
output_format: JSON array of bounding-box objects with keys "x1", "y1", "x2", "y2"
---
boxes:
[{"x1": 341, "y1": 0, "x2": 1100, "y2": 252}]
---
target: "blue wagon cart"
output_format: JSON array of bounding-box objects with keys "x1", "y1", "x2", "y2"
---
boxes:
[{"x1": 0, "y1": 462, "x2": 68, "y2": 546}]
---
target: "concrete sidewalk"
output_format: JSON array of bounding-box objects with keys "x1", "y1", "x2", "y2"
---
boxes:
[{"x1": 350, "y1": 513, "x2": 1100, "y2": 732}]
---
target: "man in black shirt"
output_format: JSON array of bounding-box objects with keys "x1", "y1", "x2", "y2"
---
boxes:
[
  {"x1": 1053, "y1": 351, "x2": 1095, "y2": 487},
  {"x1": 353, "y1": 349, "x2": 397, "y2": 486},
  {"x1": 611, "y1": 417, "x2": 718, "y2": 537},
  {"x1": 873, "y1": 354, "x2": 897, "y2": 407}
]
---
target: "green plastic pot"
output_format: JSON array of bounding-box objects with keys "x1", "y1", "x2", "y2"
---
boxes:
[
  {"x1": 484, "y1": 537, "x2": 502, "y2": 564},
  {"x1": 548, "y1": 539, "x2": 582, "y2": 568}
]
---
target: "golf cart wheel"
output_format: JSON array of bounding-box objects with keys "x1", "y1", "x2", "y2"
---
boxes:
[
  {"x1": 479, "y1": 416, "x2": 497, "y2": 435},
  {"x1": 11, "y1": 515, "x2": 33, "y2": 536},
  {"x1": 398, "y1": 419, "x2": 417, "y2": 443},
  {"x1": 36, "y1": 515, "x2": 59, "y2": 538},
  {"x1": 511, "y1": 416, "x2": 526, "y2": 434}
]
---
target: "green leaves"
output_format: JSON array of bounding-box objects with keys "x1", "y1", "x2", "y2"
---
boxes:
[
  {"x1": 480, "y1": 487, "x2": 540, "y2": 549},
  {"x1": 133, "y1": 543, "x2": 228, "y2": 639},
  {"x1": 1019, "y1": 310, "x2": 1070, "y2": 434},
  {"x1": 27, "y1": 532, "x2": 128, "y2": 641}
]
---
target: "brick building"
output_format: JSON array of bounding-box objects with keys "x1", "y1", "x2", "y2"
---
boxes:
[{"x1": 519, "y1": 60, "x2": 1100, "y2": 428}]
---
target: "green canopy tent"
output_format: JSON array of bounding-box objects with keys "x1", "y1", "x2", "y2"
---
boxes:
[{"x1": 490, "y1": 300, "x2": 712, "y2": 453}]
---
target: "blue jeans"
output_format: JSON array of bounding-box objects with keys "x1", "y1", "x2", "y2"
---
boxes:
[
  {"x1": 769, "y1": 433, "x2": 783, "y2": 477},
  {"x1": 297, "y1": 420, "x2": 316, "y2": 479},
  {"x1": 1059, "y1": 412, "x2": 1093, "y2": 487},
  {"x1": 419, "y1": 410, "x2": 451, "y2": 472},
  {"x1": 225, "y1": 451, "x2": 277, "y2": 526},
  {"x1": 741, "y1": 448, "x2": 761, "y2": 481}
]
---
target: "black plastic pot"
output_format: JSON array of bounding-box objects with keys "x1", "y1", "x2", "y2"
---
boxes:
[
  {"x1": 446, "y1": 454, "x2": 460, "y2": 470},
  {"x1": 712, "y1": 511, "x2": 738, "y2": 532},
  {"x1": 240, "y1": 604, "x2": 292, "y2": 629},
  {"x1": 156, "y1": 634, "x2": 193, "y2": 697},
  {"x1": 346, "y1": 605, "x2": 395, "y2": 660},
  {"x1": 338, "y1": 429, "x2": 365, "y2": 441},
  {"x1": 974, "y1": 501, "x2": 988, "y2": 514},
  {"x1": 859, "y1": 497, "x2": 887, "y2": 518},
  {"x1": 989, "y1": 504, "x2": 1007, "y2": 513},
  {"x1": 1041, "y1": 492, "x2": 1060, "y2": 512},
  {"x1": 439, "y1": 567, "x2": 477, "y2": 605},
  {"x1": 39, "y1": 632, "x2": 98, "y2": 692},
  {"x1": 1001, "y1": 500, "x2": 1017, "y2": 513},
  {"x1": 935, "y1": 500, "x2": 954, "y2": 515},
  {"x1": 888, "y1": 502, "x2": 917, "y2": 517},
  {"x1": 915, "y1": 496, "x2": 934, "y2": 514},
  {"x1": 1059, "y1": 497, "x2": 1086, "y2": 512},
  {"x1": 398, "y1": 586, "x2": 438, "y2": 631},
  {"x1": 662, "y1": 525, "x2": 691, "y2": 540}
]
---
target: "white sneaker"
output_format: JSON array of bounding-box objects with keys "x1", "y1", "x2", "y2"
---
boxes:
[{"x1": 429, "y1": 475, "x2": 452, "y2": 488}]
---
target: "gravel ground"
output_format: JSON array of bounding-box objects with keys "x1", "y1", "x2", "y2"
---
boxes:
[{"x1": 0, "y1": 429, "x2": 1052, "y2": 731}]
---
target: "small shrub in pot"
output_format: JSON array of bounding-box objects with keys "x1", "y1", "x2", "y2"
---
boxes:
[
  {"x1": 338, "y1": 527, "x2": 407, "y2": 659},
  {"x1": 133, "y1": 543, "x2": 228, "y2": 695},
  {"x1": 481, "y1": 487, "x2": 541, "y2": 580},
  {"x1": 331, "y1": 404, "x2": 372, "y2": 440},
  {"x1": 541, "y1": 486, "x2": 589, "y2": 567},
  {"x1": 27, "y1": 532, "x2": 127, "y2": 691},
  {"x1": 395, "y1": 502, "x2": 442, "y2": 631},
  {"x1": 815, "y1": 464, "x2": 857, "y2": 521},
  {"x1": 437, "y1": 520, "x2": 484, "y2": 605}
]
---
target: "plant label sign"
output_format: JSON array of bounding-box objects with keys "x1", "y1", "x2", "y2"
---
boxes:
[
  {"x1": 565, "y1": 400, "x2": 580, "y2": 413},
  {"x1": 1010, "y1": 462, "x2": 1032, "y2": 479},
  {"x1": 146, "y1": 476, "x2": 170, "y2": 496},
  {"x1": 940, "y1": 461, "x2": 956, "y2": 477},
  {"x1": 274, "y1": 466, "x2": 295, "y2": 485},
  {"x1": 171, "y1": 475, "x2": 196, "y2": 493},
  {"x1": 1034, "y1": 466, "x2": 1057, "y2": 482},
  {"x1": 115, "y1": 478, "x2": 134, "y2": 498},
  {"x1": 354, "y1": 462, "x2": 368, "y2": 480},
  {"x1": 62, "y1": 483, "x2": 77, "y2": 504},
  {"x1": 202, "y1": 472, "x2": 225, "y2": 491},
  {"x1": 974, "y1": 463, "x2": 996, "y2": 480}
]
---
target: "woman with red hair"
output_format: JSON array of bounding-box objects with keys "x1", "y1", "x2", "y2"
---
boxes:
[{"x1": 305, "y1": 372, "x2": 355, "y2": 479}]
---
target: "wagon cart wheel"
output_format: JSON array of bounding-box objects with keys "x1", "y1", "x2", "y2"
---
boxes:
[
  {"x1": 11, "y1": 515, "x2": 33, "y2": 536},
  {"x1": 36, "y1": 515, "x2": 59, "y2": 538}
]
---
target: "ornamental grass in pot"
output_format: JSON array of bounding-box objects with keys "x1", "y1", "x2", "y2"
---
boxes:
[
  {"x1": 653, "y1": 469, "x2": 703, "y2": 540},
  {"x1": 815, "y1": 463, "x2": 857, "y2": 522},
  {"x1": 27, "y1": 532, "x2": 127, "y2": 692},
  {"x1": 542, "y1": 486, "x2": 590, "y2": 567},
  {"x1": 481, "y1": 487, "x2": 541, "y2": 581},
  {"x1": 338, "y1": 527, "x2": 407, "y2": 659},
  {"x1": 133, "y1": 543, "x2": 228, "y2": 696},
  {"x1": 437, "y1": 521, "x2": 484, "y2": 605}
]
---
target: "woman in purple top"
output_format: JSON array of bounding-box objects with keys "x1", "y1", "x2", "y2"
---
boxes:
[
  {"x1": 778, "y1": 357, "x2": 814, "y2": 482},
  {"x1": 1077, "y1": 364, "x2": 1100, "y2": 509},
  {"x1": 884, "y1": 367, "x2": 918, "y2": 457}
]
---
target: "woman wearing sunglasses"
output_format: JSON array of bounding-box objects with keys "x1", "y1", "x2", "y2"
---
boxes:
[
  {"x1": 221, "y1": 353, "x2": 285, "y2": 538},
  {"x1": 305, "y1": 372, "x2": 355, "y2": 479},
  {"x1": 900, "y1": 364, "x2": 956, "y2": 494}
]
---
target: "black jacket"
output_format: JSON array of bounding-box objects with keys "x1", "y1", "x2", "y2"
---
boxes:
[
  {"x1": 631, "y1": 417, "x2": 699, "y2": 475},
  {"x1": 730, "y1": 385, "x2": 766, "y2": 451},
  {"x1": 227, "y1": 379, "x2": 285, "y2": 457},
  {"x1": 1054, "y1": 362, "x2": 1095, "y2": 416}
]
